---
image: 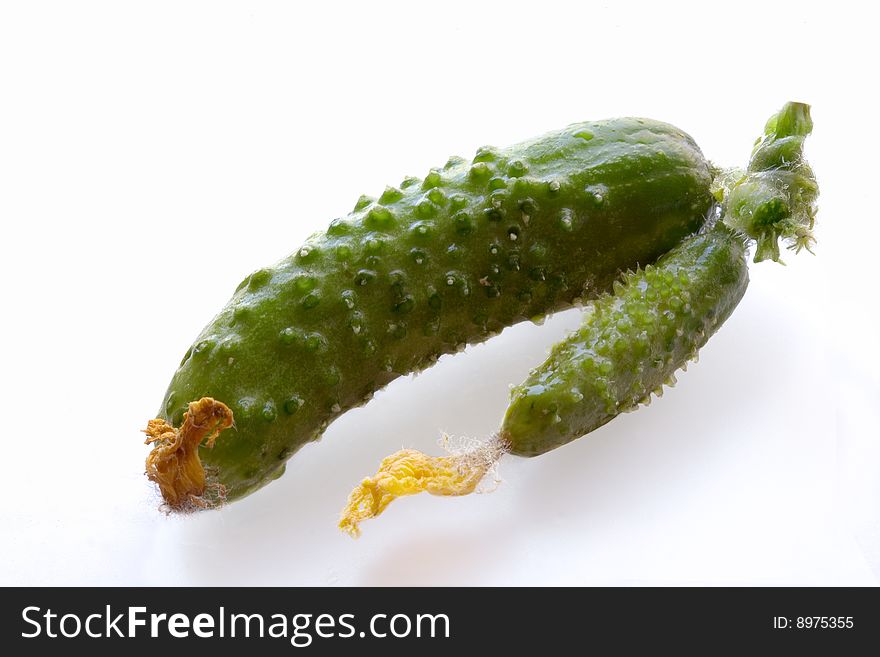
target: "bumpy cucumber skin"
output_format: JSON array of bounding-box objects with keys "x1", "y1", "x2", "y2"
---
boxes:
[
  {"x1": 502, "y1": 223, "x2": 748, "y2": 457},
  {"x1": 160, "y1": 118, "x2": 713, "y2": 500}
]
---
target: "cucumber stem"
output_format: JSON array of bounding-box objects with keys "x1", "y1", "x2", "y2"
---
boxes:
[
  {"x1": 722, "y1": 101, "x2": 818, "y2": 262},
  {"x1": 143, "y1": 398, "x2": 233, "y2": 510},
  {"x1": 763, "y1": 101, "x2": 813, "y2": 141}
]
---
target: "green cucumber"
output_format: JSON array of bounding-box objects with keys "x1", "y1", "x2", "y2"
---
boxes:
[
  {"x1": 147, "y1": 116, "x2": 714, "y2": 507},
  {"x1": 501, "y1": 222, "x2": 748, "y2": 456},
  {"x1": 338, "y1": 222, "x2": 749, "y2": 536}
]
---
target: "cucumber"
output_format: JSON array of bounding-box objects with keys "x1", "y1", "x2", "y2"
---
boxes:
[
  {"x1": 146, "y1": 116, "x2": 714, "y2": 508},
  {"x1": 338, "y1": 222, "x2": 749, "y2": 535},
  {"x1": 501, "y1": 222, "x2": 748, "y2": 456},
  {"x1": 337, "y1": 102, "x2": 818, "y2": 537}
]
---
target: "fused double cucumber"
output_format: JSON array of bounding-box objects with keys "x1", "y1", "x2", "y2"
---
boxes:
[
  {"x1": 148, "y1": 117, "x2": 714, "y2": 507},
  {"x1": 144, "y1": 103, "x2": 817, "y2": 525}
]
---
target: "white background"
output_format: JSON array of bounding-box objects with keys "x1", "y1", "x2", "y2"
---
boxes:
[{"x1": 1, "y1": 1, "x2": 878, "y2": 586}]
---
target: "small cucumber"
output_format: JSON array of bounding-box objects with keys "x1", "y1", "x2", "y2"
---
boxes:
[
  {"x1": 146, "y1": 116, "x2": 714, "y2": 508},
  {"x1": 501, "y1": 222, "x2": 748, "y2": 456},
  {"x1": 339, "y1": 222, "x2": 749, "y2": 535},
  {"x1": 338, "y1": 222, "x2": 749, "y2": 535}
]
